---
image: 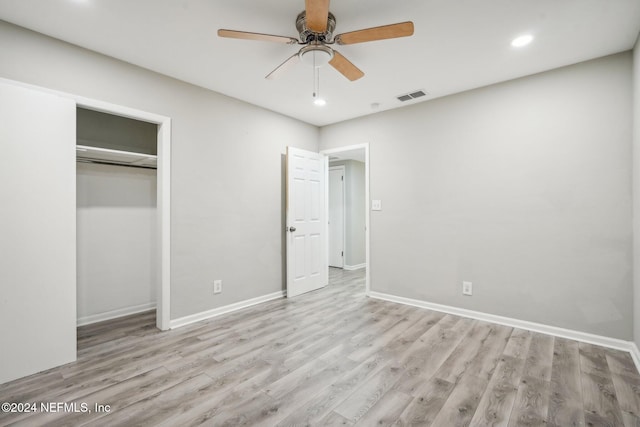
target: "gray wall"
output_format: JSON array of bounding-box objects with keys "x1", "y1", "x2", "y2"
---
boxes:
[
  {"x1": 348, "y1": 160, "x2": 366, "y2": 268},
  {"x1": 329, "y1": 159, "x2": 366, "y2": 267},
  {"x1": 321, "y1": 53, "x2": 633, "y2": 340},
  {"x1": 76, "y1": 162, "x2": 157, "y2": 323},
  {"x1": 634, "y1": 37, "x2": 640, "y2": 348},
  {"x1": 77, "y1": 108, "x2": 158, "y2": 154},
  {"x1": 0, "y1": 20, "x2": 319, "y2": 322}
]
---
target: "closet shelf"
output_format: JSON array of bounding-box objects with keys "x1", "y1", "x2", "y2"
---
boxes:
[{"x1": 76, "y1": 144, "x2": 157, "y2": 169}]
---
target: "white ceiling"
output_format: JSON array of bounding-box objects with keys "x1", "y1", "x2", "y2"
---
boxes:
[{"x1": 1, "y1": 0, "x2": 639, "y2": 126}]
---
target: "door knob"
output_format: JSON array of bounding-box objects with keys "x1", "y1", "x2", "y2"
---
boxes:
[{"x1": 289, "y1": 226, "x2": 296, "y2": 232}]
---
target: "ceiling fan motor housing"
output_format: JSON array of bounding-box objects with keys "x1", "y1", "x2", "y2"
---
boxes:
[{"x1": 296, "y1": 11, "x2": 336, "y2": 42}]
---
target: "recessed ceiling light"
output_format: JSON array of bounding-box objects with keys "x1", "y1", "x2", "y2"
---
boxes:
[
  {"x1": 313, "y1": 98, "x2": 327, "y2": 107},
  {"x1": 511, "y1": 34, "x2": 533, "y2": 48}
]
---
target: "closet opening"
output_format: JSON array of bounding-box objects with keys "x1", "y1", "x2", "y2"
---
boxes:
[{"x1": 76, "y1": 107, "x2": 159, "y2": 333}]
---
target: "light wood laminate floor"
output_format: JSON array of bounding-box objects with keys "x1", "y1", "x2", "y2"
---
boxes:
[{"x1": 1, "y1": 268, "x2": 640, "y2": 426}]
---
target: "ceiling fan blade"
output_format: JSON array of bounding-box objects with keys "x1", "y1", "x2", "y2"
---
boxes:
[
  {"x1": 329, "y1": 51, "x2": 364, "y2": 81},
  {"x1": 218, "y1": 29, "x2": 298, "y2": 44},
  {"x1": 335, "y1": 21, "x2": 414, "y2": 45},
  {"x1": 305, "y1": 0, "x2": 330, "y2": 33},
  {"x1": 265, "y1": 53, "x2": 300, "y2": 80}
]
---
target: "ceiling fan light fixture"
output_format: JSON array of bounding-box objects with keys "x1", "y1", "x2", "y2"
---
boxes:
[
  {"x1": 299, "y1": 44, "x2": 334, "y2": 67},
  {"x1": 313, "y1": 98, "x2": 327, "y2": 106},
  {"x1": 511, "y1": 34, "x2": 533, "y2": 47}
]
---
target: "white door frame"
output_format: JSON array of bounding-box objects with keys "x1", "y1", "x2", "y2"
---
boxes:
[
  {"x1": 321, "y1": 143, "x2": 370, "y2": 295},
  {"x1": 328, "y1": 165, "x2": 346, "y2": 268},
  {"x1": 0, "y1": 77, "x2": 172, "y2": 331}
]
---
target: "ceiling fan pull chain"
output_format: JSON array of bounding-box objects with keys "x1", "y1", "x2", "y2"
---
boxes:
[
  {"x1": 313, "y1": 53, "x2": 319, "y2": 99},
  {"x1": 316, "y1": 62, "x2": 320, "y2": 99}
]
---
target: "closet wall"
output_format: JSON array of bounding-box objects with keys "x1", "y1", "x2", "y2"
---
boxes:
[{"x1": 76, "y1": 108, "x2": 157, "y2": 325}]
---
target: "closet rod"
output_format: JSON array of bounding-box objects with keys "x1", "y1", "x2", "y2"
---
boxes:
[{"x1": 76, "y1": 158, "x2": 157, "y2": 170}]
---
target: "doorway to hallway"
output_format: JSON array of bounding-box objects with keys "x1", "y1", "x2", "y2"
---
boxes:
[{"x1": 323, "y1": 144, "x2": 370, "y2": 292}]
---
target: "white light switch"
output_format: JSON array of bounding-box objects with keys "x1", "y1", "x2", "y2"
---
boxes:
[{"x1": 372, "y1": 200, "x2": 382, "y2": 211}]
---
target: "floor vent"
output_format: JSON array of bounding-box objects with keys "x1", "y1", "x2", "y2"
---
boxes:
[{"x1": 397, "y1": 90, "x2": 428, "y2": 102}]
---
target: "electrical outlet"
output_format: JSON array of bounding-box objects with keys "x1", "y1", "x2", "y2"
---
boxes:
[
  {"x1": 462, "y1": 281, "x2": 472, "y2": 296},
  {"x1": 213, "y1": 280, "x2": 222, "y2": 294}
]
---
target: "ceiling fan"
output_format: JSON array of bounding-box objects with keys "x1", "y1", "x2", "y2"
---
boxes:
[{"x1": 217, "y1": 0, "x2": 414, "y2": 82}]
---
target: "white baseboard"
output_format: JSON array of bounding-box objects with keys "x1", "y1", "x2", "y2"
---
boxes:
[
  {"x1": 77, "y1": 302, "x2": 156, "y2": 326},
  {"x1": 170, "y1": 291, "x2": 285, "y2": 329},
  {"x1": 630, "y1": 342, "x2": 640, "y2": 372},
  {"x1": 344, "y1": 263, "x2": 366, "y2": 271},
  {"x1": 369, "y1": 291, "x2": 638, "y2": 363}
]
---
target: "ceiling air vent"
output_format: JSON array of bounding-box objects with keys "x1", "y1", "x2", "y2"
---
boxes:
[{"x1": 397, "y1": 89, "x2": 428, "y2": 102}]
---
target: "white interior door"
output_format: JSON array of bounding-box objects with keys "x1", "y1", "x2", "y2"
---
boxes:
[
  {"x1": 286, "y1": 146, "x2": 327, "y2": 297},
  {"x1": 329, "y1": 166, "x2": 345, "y2": 268}
]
